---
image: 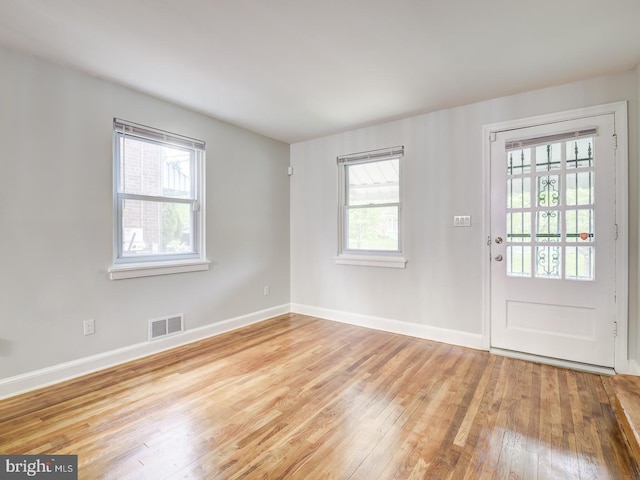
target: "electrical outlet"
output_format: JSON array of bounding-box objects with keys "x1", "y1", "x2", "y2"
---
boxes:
[
  {"x1": 83, "y1": 319, "x2": 95, "y2": 336},
  {"x1": 263, "y1": 285, "x2": 270, "y2": 296}
]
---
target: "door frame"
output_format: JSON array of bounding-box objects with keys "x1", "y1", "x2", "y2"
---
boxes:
[{"x1": 481, "y1": 101, "x2": 629, "y2": 373}]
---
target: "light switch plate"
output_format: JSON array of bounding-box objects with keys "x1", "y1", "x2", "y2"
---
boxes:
[{"x1": 453, "y1": 215, "x2": 471, "y2": 227}]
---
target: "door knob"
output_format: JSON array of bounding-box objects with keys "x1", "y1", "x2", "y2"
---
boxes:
[
  {"x1": 494, "y1": 254, "x2": 503, "y2": 261},
  {"x1": 495, "y1": 237, "x2": 503, "y2": 244}
]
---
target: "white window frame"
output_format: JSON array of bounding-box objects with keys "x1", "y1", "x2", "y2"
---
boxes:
[
  {"x1": 109, "y1": 119, "x2": 209, "y2": 280},
  {"x1": 336, "y1": 146, "x2": 407, "y2": 268}
]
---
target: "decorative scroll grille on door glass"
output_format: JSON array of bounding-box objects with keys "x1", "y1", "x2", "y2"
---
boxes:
[{"x1": 506, "y1": 136, "x2": 595, "y2": 280}]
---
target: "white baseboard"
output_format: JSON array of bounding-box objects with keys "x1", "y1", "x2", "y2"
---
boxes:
[
  {"x1": 621, "y1": 359, "x2": 640, "y2": 376},
  {"x1": 290, "y1": 303, "x2": 484, "y2": 350},
  {"x1": 7, "y1": 301, "x2": 631, "y2": 401},
  {"x1": 0, "y1": 304, "x2": 290, "y2": 400}
]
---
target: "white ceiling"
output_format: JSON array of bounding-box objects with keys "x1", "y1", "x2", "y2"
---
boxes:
[{"x1": 1, "y1": 0, "x2": 640, "y2": 144}]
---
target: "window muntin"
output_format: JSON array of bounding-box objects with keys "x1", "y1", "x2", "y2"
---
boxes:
[
  {"x1": 113, "y1": 119, "x2": 205, "y2": 266},
  {"x1": 338, "y1": 147, "x2": 403, "y2": 257},
  {"x1": 505, "y1": 132, "x2": 596, "y2": 281}
]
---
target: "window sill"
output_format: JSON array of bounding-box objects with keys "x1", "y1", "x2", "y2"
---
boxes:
[
  {"x1": 109, "y1": 259, "x2": 211, "y2": 280},
  {"x1": 334, "y1": 255, "x2": 407, "y2": 269}
]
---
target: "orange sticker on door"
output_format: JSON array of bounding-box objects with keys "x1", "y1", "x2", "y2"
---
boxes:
[{"x1": 580, "y1": 232, "x2": 589, "y2": 241}]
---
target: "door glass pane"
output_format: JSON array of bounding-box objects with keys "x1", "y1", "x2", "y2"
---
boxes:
[
  {"x1": 536, "y1": 174, "x2": 560, "y2": 207},
  {"x1": 507, "y1": 212, "x2": 531, "y2": 242},
  {"x1": 566, "y1": 171, "x2": 594, "y2": 206},
  {"x1": 566, "y1": 137, "x2": 593, "y2": 168},
  {"x1": 507, "y1": 246, "x2": 531, "y2": 277},
  {"x1": 565, "y1": 208, "x2": 594, "y2": 243},
  {"x1": 507, "y1": 149, "x2": 531, "y2": 175},
  {"x1": 565, "y1": 246, "x2": 594, "y2": 281},
  {"x1": 566, "y1": 209, "x2": 594, "y2": 243},
  {"x1": 535, "y1": 143, "x2": 561, "y2": 171},
  {"x1": 536, "y1": 211, "x2": 561, "y2": 242},
  {"x1": 507, "y1": 177, "x2": 531, "y2": 209},
  {"x1": 535, "y1": 246, "x2": 561, "y2": 279}
]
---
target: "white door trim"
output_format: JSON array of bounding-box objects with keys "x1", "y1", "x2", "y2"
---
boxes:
[{"x1": 481, "y1": 101, "x2": 629, "y2": 373}]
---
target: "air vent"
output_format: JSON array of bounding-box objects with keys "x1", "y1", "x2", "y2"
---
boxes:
[{"x1": 149, "y1": 314, "x2": 184, "y2": 341}]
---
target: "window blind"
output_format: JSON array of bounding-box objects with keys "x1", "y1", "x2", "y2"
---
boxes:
[
  {"x1": 114, "y1": 118, "x2": 205, "y2": 151},
  {"x1": 505, "y1": 128, "x2": 596, "y2": 151},
  {"x1": 337, "y1": 146, "x2": 404, "y2": 165}
]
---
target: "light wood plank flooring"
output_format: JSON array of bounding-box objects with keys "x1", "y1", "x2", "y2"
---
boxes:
[
  {"x1": 0, "y1": 313, "x2": 637, "y2": 479},
  {"x1": 611, "y1": 375, "x2": 640, "y2": 467}
]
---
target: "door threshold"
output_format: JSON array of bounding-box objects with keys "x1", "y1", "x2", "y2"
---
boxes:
[{"x1": 490, "y1": 348, "x2": 615, "y2": 376}]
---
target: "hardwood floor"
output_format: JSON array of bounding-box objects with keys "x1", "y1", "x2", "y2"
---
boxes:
[
  {"x1": 611, "y1": 375, "x2": 640, "y2": 467},
  {"x1": 0, "y1": 313, "x2": 637, "y2": 479}
]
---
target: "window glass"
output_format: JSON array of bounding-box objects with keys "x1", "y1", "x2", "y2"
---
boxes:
[
  {"x1": 113, "y1": 119, "x2": 205, "y2": 266},
  {"x1": 339, "y1": 149, "x2": 403, "y2": 257}
]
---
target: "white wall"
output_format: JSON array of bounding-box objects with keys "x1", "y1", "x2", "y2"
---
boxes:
[
  {"x1": 634, "y1": 62, "x2": 640, "y2": 364},
  {"x1": 291, "y1": 71, "x2": 639, "y2": 356},
  {"x1": 0, "y1": 46, "x2": 290, "y2": 382}
]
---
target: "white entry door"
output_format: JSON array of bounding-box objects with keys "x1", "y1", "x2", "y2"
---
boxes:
[{"x1": 490, "y1": 113, "x2": 617, "y2": 367}]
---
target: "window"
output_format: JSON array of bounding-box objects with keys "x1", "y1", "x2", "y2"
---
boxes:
[
  {"x1": 504, "y1": 131, "x2": 597, "y2": 281},
  {"x1": 336, "y1": 146, "x2": 406, "y2": 268},
  {"x1": 109, "y1": 119, "x2": 209, "y2": 280}
]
